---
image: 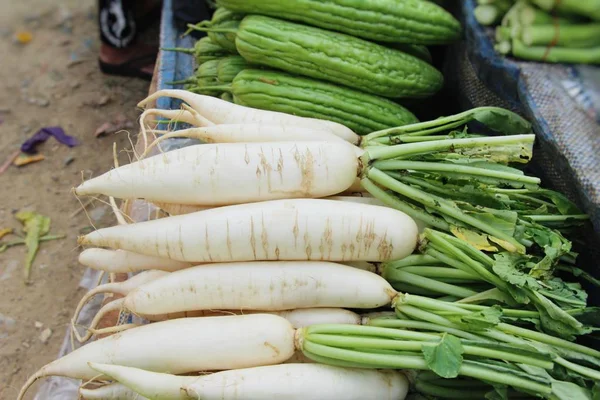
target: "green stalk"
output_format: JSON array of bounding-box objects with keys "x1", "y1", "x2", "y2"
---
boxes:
[
  {"x1": 372, "y1": 160, "x2": 540, "y2": 186},
  {"x1": 365, "y1": 107, "x2": 530, "y2": 140},
  {"x1": 522, "y1": 23, "x2": 600, "y2": 48},
  {"x1": 391, "y1": 283, "x2": 441, "y2": 297},
  {"x1": 456, "y1": 288, "x2": 518, "y2": 306},
  {"x1": 301, "y1": 350, "x2": 382, "y2": 369},
  {"x1": 160, "y1": 46, "x2": 195, "y2": 54},
  {"x1": 555, "y1": 356, "x2": 600, "y2": 381},
  {"x1": 307, "y1": 334, "x2": 553, "y2": 369},
  {"x1": 454, "y1": 303, "x2": 540, "y2": 318},
  {"x1": 512, "y1": 39, "x2": 600, "y2": 64},
  {"x1": 359, "y1": 177, "x2": 450, "y2": 230},
  {"x1": 423, "y1": 232, "x2": 510, "y2": 289},
  {"x1": 496, "y1": 323, "x2": 600, "y2": 359},
  {"x1": 519, "y1": 3, "x2": 580, "y2": 25},
  {"x1": 365, "y1": 134, "x2": 535, "y2": 161},
  {"x1": 383, "y1": 254, "x2": 443, "y2": 268},
  {"x1": 303, "y1": 341, "x2": 552, "y2": 394},
  {"x1": 367, "y1": 318, "x2": 488, "y2": 341},
  {"x1": 384, "y1": 269, "x2": 479, "y2": 298},
  {"x1": 394, "y1": 266, "x2": 482, "y2": 281},
  {"x1": 530, "y1": 0, "x2": 600, "y2": 21},
  {"x1": 367, "y1": 169, "x2": 526, "y2": 252},
  {"x1": 305, "y1": 324, "x2": 439, "y2": 341}
]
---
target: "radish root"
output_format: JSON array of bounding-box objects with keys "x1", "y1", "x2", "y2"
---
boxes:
[{"x1": 72, "y1": 294, "x2": 126, "y2": 343}]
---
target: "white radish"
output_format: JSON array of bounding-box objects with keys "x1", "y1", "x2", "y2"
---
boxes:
[
  {"x1": 75, "y1": 141, "x2": 359, "y2": 206},
  {"x1": 273, "y1": 308, "x2": 361, "y2": 327},
  {"x1": 71, "y1": 270, "x2": 168, "y2": 342},
  {"x1": 123, "y1": 262, "x2": 395, "y2": 317},
  {"x1": 80, "y1": 383, "x2": 149, "y2": 400},
  {"x1": 142, "y1": 124, "x2": 347, "y2": 157},
  {"x1": 151, "y1": 195, "x2": 380, "y2": 217},
  {"x1": 88, "y1": 362, "x2": 409, "y2": 400},
  {"x1": 79, "y1": 248, "x2": 192, "y2": 273},
  {"x1": 17, "y1": 314, "x2": 296, "y2": 400},
  {"x1": 138, "y1": 90, "x2": 360, "y2": 144},
  {"x1": 78, "y1": 199, "x2": 419, "y2": 263}
]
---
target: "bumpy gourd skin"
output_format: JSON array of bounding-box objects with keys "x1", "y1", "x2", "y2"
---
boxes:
[
  {"x1": 217, "y1": 0, "x2": 461, "y2": 45},
  {"x1": 195, "y1": 37, "x2": 231, "y2": 63},
  {"x1": 231, "y1": 69, "x2": 419, "y2": 134},
  {"x1": 217, "y1": 56, "x2": 251, "y2": 84},
  {"x1": 235, "y1": 15, "x2": 444, "y2": 98}
]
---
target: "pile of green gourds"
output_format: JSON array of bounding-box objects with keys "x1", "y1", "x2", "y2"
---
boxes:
[{"x1": 164, "y1": 0, "x2": 462, "y2": 135}]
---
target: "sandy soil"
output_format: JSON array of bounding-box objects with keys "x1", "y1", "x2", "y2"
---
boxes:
[{"x1": 0, "y1": 1, "x2": 156, "y2": 398}]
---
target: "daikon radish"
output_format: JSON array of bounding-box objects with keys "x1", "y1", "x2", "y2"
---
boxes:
[
  {"x1": 273, "y1": 308, "x2": 361, "y2": 327},
  {"x1": 87, "y1": 307, "x2": 361, "y2": 339},
  {"x1": 138, "y1": 89, "x2": 360, "y2": 144},
  {"x1": 75, "y1": 141, "x2": 359, "y2": 206},
  {"x1": 18, "y1": 314, "x2": 296, "y2": 400},
  {"x1": 79, "y1": 199, "x2": 419, "y2": 262},
  {"x1": 122, "y1": 262, "x2": 395, "y2": 317},
  {"x1": 151, "y1": 195, "x2": 380, "y2": 217},
  {"x1": 142, "y1": 124, "x2": 347, "y2": 157},
  {"x1": 89, "y1": 363, "x2": 409, "y2": 400},
  {"x1": 79, "y1": 383, "x2": 149, "y2": 400},
  {"x1": 342, "y1": 260, "x2": 377, "y2": 272},
  {"x1": 79, "y1": 248, "x2": 192, "y2": 273}
]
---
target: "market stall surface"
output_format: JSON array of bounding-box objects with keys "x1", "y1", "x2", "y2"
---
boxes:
[{"x1": 0, "y1": 1, "x2": 154, "y2": 398}]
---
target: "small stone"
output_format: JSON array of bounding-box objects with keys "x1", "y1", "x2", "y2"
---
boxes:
[
  {"x1": 22, "y1": 342, "x2": 30, "y2": 348},
  {"x1": 39, "y1": 328, "x2": 52, "y2": 344},
  {"x1": 64, "y1": 155, "x2": 75, "y2": 166},
  {"x1": 34, "y1": 321, "x2": 43, "y2": 329},
  {"x1": 70, "y1": 81, "x2": 80, "y2": 89}
]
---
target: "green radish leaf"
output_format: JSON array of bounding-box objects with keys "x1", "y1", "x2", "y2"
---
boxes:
[
  {"x1": 485, "y1": 385, "x2": 508, "y2": 400},
  {"x1": 421, "y1": 333, "x2": 463, "y2": 378},
  {"x1": 493, "y1": 253, "x2": 541, "y2": 290},
  {"x1": 471, "y1": 108, "x2": 532, "y2": 135},
  {"x1": 569, "y1": 307, "x2": 600, "y2": 327},
  {"x1": 541, "y1": 278, "x2": 587, "y2": 308},
  {"x1": 459, "y1": 305, "x2": 503, "y2": 331},
  {"x1": 532, "y1": 291, "x2": 587, "y2": 340},
  {"x1": 536, "y1": 190, "x2": 583, "y2": 215},
  {"x1": 592, "y1": 383, "x2": 600, "y2": 400},
  {"x1": 550, "y1": 380, "x2": 593, "y2": 400}
]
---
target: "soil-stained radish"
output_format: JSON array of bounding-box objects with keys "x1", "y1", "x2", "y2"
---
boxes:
[
  {"x1": 18, "y1": 314, "x2": 296, "y2": 400},
  {"x1": 75, "y1": 141, "x2": 359, "y2": 206},
  {"x1": 138, "y1": 89, "x2": 360, "y2": 144},
  {"x1": 88, "y1": 362, "x2": 409, "y2": 400},
  {"x1": 78, "y1": 248, "x2": 192, "y2": 273},
  {"x1": 122, "y1": 262, "x2": 396, "y2": 317},
  {"x1": 78, "y1": 199, "x2": 419, "y2": 263}
]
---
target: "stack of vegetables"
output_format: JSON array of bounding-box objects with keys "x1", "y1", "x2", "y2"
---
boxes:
[
  {"x1": 163, "y1": 0, "x2": 462, "y2": 135},
  {"x1": 16, "y1": 83, "x2": 600, "y2": 399},
  {"x1": 474, "y1": 0, "x2": 600, "y2": 64}
]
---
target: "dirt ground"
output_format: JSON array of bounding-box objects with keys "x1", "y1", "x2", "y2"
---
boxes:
[{"x1": 0, "y1": 1, "x2": 156, "y2": 398}]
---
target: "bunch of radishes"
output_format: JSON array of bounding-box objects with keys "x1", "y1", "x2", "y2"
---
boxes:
[{"x1": 18, "y1": 91, "x2": 424, "y2": 400}]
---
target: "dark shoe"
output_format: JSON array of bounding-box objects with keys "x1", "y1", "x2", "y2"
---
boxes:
[{"x1": 98, "y1": 53, "x2": 156, "y2": 81}]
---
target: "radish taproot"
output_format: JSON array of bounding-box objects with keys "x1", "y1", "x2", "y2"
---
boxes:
[
  {"x1": 75, "y1": 141, "x2": 360, "y2": 206},
  {"x1": 17, "y1": 314, "x2": 296, "y2": 400},
  {"x1": 79, "y1": 383, "x2": 149, "y2": 400},
  {"x1": 71, "y1": 270, "x2": 168, "y2": 342},
  {"x1": 138, "y1": 89, "x2": 360, "y2": 144},
  {"x1": 78, "y1": 199, "x2": 419, "y2": 262},
  {"x1": 121, "y1": 262, "x2": 395, "y2": 317},
  {"x1": 83, "y1": 306, "x2": 362, "y2": 341},
  {"x1": 78, "y1": 248, "x2": 192, "y2": 273},
  {"x1": 142, "y1": 123, "x2": 346, "y2": 157},
  {"x1": 88, "y1": 362, "x2": 409, "y2": 400}
]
